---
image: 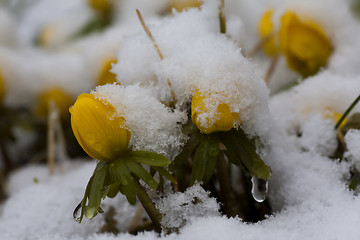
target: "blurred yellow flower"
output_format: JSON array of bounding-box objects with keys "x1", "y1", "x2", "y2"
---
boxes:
[
  {"x1": 258, "y1": 9, "x2": 280, "y2": 56},
  {"x1": 191, "y1": 91, "x2": 239, "y2": 134},
  {"x1": 97, "y1": 58, "x2": 118, "y2": 86},
  {"x1": 37, "y1": 24, "x2": 56, "y2": 47},
  {"x1": 70, "y1": 93, "x2": 131, "y2": 161},
  {"x1": 258, "y1": 10, "x2": 332, "y2": 77},
  {"x1": 0, "y1": 68, "x2": 5, "y2": 103},
  {"x1": 279, "y1": 11, "x2": 332, "y2": 77},
  {"x1": 324, "y1": 110, "x2": 347, "y2": 129},
  {"x1": 168, "y1": 0, "x2": 203, "y2": 12},
  {"x1": 35, "y1": 88, "x2": 73, "y2": 119},
  {"x1": 87, "y1": 0, "x2": 111, "y2": 15}
]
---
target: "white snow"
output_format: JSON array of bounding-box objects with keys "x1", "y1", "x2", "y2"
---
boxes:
[{"x1": 1, "y1": 0, "x2": 360, "y2": 239}]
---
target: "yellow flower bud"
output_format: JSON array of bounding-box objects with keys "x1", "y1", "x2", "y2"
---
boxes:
[
  {"x1": 37, "y1": 24, "x2": 56, "y2": 47},
  {"x1": 35, "y1": 88, "x2": 73, "y2": 119},
  {"x1": 97, "y1": 58, "x2": 118, "y2": 86},
  {"x1": 191, "y1": 91, "x2": 239, "y2": 134},
  {"x1": 69, "y1": 93, "x2": 131, "y2": 161},
  {"x1": 279, "y1": 11, "x2": 332, "y2": 77},
  {"x1": 258, "y1": 9, "x2": 280, "y2": 56},
  {"x1": 168, "y1": 0, "x2": 203, "y2": 12},
  {"x1": 87, "y1": 0, "x2": 111, "y2": 15},
  {"x1": 0, "y1": 68, "x2": 5, "y2": 103}
]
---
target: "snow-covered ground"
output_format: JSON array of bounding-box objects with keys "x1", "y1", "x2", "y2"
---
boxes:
[{"x1": 1, "y1": 0, "x2": 360, "y2": 239}]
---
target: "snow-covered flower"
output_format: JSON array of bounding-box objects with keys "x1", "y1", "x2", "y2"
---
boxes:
[
  {"x1": 69, "y1": 93, "x2": 131, "y2": 161},
  {"x1": 191, "y1": 90, "x2": 239, "y2": 134}
]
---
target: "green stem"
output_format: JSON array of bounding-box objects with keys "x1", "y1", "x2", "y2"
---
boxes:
[
  {"x1": 335, "y1": 94, "x2": 360, "y2": 129},
  {"x1": 133, "y1": 179, "x2": 162, "y2": 232},
  {"x1": 219, "y1": 0, "x2": 226, "y2": 34},
  {"x1": 216, "y1": 151, "x2": 233, "y2": 216}
]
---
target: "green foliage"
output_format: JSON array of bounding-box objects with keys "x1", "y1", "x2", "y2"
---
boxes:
[{"x1": 74, "y1": 150, "x2": 174, "y2": 223}]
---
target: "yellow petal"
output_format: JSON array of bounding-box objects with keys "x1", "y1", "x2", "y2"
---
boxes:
[
  {"x1": 168, "y1": 0, "x2": 203, "y2": 12},
  {"x1": 0, "y1": 68, "x2": 5, "y2": 103},
  {"x1": 35, "y1": 88, "x2": 73, "y2": 119},
  {"x1": 97, "y1": 58, "x2": 119, "y2": 86},
  {"x1": 279, "y1": 11, "x2": 332, "y2": 77},
  {"x1": 87, "y1": 0, "x2": 111, "y2": 14},
  {"x1": 70, "y1": 93, "x2": 131, "y2": 161},
  {"x1": 191, "y1": 91, "x2": 239, "y2": 134},
  {"x1": 258, "y1": 9, "x2": 280, "y2": 56},
  {"x1": 324, "y1": 110, "x2": 347, "y2": 129}
]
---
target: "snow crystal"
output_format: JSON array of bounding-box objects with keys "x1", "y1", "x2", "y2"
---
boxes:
[
  {"x1": 156, "y1": 183, "x2": 220, "y2": 230},
  {"x1": 345, "y1": 129, "x2": 360, "y2": 166},
  {"x1": 93, "y1": 84, "x2": 187, "y2": 159}
]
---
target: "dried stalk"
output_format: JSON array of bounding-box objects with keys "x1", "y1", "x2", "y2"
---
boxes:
[{"x1": 136, "y1": 9, "x2": 177, "y2": 104}]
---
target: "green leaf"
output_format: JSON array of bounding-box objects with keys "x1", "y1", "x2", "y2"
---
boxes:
[
  {"x1": 118, "y1": 164, "x2": 137, "y2": 205},
  {"x1": 85, "y1": 163, "x2": 108, "y2": 219},
  {"x1": 127, "y1": 161, "x2": 158, "y2": 189},
  {"x1": 74, "y1": 176, "x2": 93, "y2": 223},
  {"x1": 190, "y1": 136, "x2": 220, "y2": 185},
  {"x1": 126, "y1": 151, "x2": 171, "y2": 167},
  {"x1": 170, "y1": 132, "x2": 203, "y2": 171},
  {"x1": 104, "y1": 182, "x2": 121, "y2": 198},
  {"x1": 221, "y1": 129, "x2": 270, "y2": 180},
  {"x1": 152, "y1": 166, "x2": 177, "y2": 185}
]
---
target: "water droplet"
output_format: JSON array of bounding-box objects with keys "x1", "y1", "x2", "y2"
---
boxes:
[
  {"x1": 251, "y1": 176, "x2": 268, "y2": 203},
  {"x1": 73, "y1": 202, "x2": 82, "y2": 223}
]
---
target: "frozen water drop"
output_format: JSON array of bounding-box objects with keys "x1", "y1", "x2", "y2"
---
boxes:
[
  {"x1": 73, "y1": 202, "x2": 82, "y2": 223},
  {"x1": 251, "y1": 176, "x2": 268, "y2": 203}
]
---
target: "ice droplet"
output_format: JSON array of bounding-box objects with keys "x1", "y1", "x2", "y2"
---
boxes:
[
  {"x1": 73, "y1": 202, "x2": 82, "y2": 223},
  {"x1": 251, "y1": 176, "x2": 268, "y2": 203}
]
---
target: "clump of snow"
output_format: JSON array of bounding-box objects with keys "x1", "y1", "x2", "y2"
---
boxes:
[
  {"x1": 113, "y1": 0, "x2": 271, "y2": 138},
  {"x1": 93, "y1": 84, "x2": 187, "y2": 158},
  {"x1": 156, "y1": 183, "x2": 220, "y2": 230},
  {"x1": 269, "y1": 72, "x2": 360, "y2": 135},
  {"x1": 345, "y1": 129, "x2": 360, "y2": 166},
  {"x1": 0, "y1": 161, "x2": 137, "y2": 239}
]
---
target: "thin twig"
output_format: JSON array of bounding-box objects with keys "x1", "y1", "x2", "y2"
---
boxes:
[
  {"x1": 136, "y1": 9, "x2": 163, "y2": 60},
  {"x1": 245, "y1": 32, "x2": 274, "y2": 58},
  {"x1": 264, "y1": 54, "x2": 280, "y2": 84},
  {"x1": 136, "y1": 9, "x2": 177, "y2": 104}
]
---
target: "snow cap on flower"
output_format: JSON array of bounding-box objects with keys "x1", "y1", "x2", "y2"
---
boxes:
[
  {"x1": 191, "y1": 90, "x2": 239, "y2": 134},
  {"x1": 70, "y1": 92, "x2": 131, "y2": 161}
]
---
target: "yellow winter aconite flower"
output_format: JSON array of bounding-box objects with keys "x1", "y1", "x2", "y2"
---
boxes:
[
  {"x1": 258, "y1": 9, "x2": 279, "y2": 56},
  {"x1": 87, "y1": 0, "x2": 111, "y2": 15},
  {"x1": 69, "y1": 93, "x2": 131, "y2": 161},
  {"x1": 35, "y1": 88, "x2": 73, "y2": 119},
  {"x1": 191, "y1": 91, "x2": 239, "y2": 134},
  {"x1": 97, "y1": 58, "x2": 118, "y2": 86},
  {"x1": 279, "y1": 11, "x2": 332, "y2": 77},
  {"x1": 0, "y1": 68, "x2": 5, "y2": 103},
  {"x1": 324, "y1": 110, "x2": 347, "y2": 129},
  {"x1": 168, "y1": 0, "x2": 203, "y2": 12}
]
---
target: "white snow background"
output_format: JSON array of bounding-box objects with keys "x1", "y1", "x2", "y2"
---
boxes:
[{"x1": 1, "y1": 0, "x2": 360, "y2": 239}]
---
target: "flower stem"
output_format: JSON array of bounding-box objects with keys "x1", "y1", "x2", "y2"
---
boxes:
[
  {"x1": 216, "y1": 151, "x2": 235, "y2": 217},
  {"x1": 335, "y1": 94, "x2": 360, "y2": 129},
  {"x1": 219, "y1": 0, "x2": 226, "y2": 34},
  {"x1": 133, "y1": 179, "x2": 162, "y2": 232}
]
